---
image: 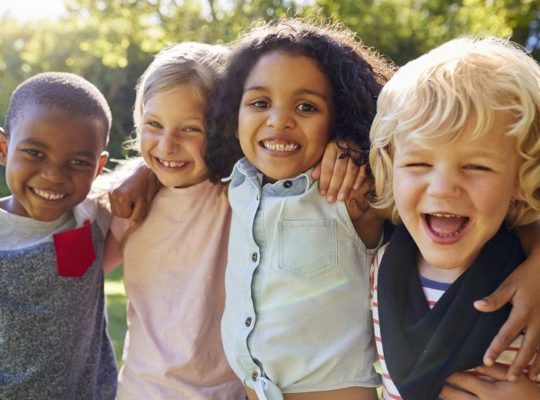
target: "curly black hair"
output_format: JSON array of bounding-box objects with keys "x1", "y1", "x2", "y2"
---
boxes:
[{"x1": 205, "y1": 18, "x2": 395, "y2": 182}]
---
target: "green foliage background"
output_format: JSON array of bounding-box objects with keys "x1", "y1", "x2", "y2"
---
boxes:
[{"x1": 1, "y1": 0, "x2": 539, "y2": 196}]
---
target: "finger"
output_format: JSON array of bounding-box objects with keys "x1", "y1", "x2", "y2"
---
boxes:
[
  {"x1": 475, "y1": 364, "x2": 510, "y2": 381},
  {"x1": 336, "y1": 160, "x2": 359, "y2": 201},
  {"x1": 324, "y1": 157, "x2": 349, "y2": 203},
  {"x1": 482, "y1": 308, "x2": 527, "y2": 369},
  {"x1": 109, "y1": 192, "x2": 133, "y2": 219},
  {"x1": 528, "y1": 353, "x2": 540, "y2": 381},
  {"x1": 311, "y1": 162, "x2": 322, "y2": 181},
  {"x1": 473, "y1": 280, "x2": 515, "y2": 313},
  {"x1": 317, "y1": 142, "x2": 338, "y2": 196},
  {"x1": 440, "y1": 383, "x2": 477, "y2": 400},
  {"x1": 129, "y1": 199, "x2": 148, "y2": 223},
  {"x1": 505, "y1": 323, "x2": 539, "y2": 380},
  {"x1": 447, "y1": 371, "x2": 493, "y2": 394},
  {"x1": 353, "y1": 164, "x2": 368, "y2": 190}
]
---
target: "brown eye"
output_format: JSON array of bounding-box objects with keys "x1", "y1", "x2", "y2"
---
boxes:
[
  {"x1": 146, "y1": 120, "x2": 162, "y2": 129},
  {"x1": 297, "y1": 102, "x2": 317, "y2": 112},
  {"x1": 250, "y1": 99, "x2": 270, "y2": 109},
  {"x1": 70, "y1": 159, "x2": 91, "y2": 167},
  {"x1": 23, "y1": 149, "x2": 44, "y2": 158}
]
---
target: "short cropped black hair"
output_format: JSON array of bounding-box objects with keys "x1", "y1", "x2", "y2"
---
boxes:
[
  {"x1": 4, "y1": 72, "x2": 112, "y2": 145},
  {"x1": 205, "y1": 18, "x2": 395, "y2": 182}
]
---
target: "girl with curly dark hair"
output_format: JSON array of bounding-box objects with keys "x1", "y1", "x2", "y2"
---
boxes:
[
  {"x1": 206, "y1": 18, "x2": 394, "y2": 400},
  {"x1": 205, "y1": 19, "x2": 393, "y2": 184}
]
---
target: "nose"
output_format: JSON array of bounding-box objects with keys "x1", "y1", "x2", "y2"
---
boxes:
[
  {"x1": 266, "y1": 106, "x2": 295, "y2": 130},
  {"x1": 157, "y1": 131, "x2": 180, "y2": 155},
  {"x1": 426, "y1": 168, "x2": 461, "y2": 198},
  {"x1": 41, "y1": 163, "x2": 68, "y2": 183}
]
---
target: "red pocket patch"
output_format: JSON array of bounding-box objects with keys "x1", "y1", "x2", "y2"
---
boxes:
[{"x1": 53, "y1": 220, "x2": 96, "y2": 277}]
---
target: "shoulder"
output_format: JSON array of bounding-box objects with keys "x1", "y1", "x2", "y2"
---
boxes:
[{"x1": 74, "y1": 197, "x2": 111, "y2": 235}]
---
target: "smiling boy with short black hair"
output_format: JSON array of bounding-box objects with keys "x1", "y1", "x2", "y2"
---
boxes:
[{"x1": 0, "y1": 72, "x2": 117, "y2": 399}]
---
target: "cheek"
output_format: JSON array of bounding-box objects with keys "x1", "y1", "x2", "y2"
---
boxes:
[
  {"x1": 472, "y1": 177, "x2": 515, "y2": 210},
  {"x1": 191, "y1": 137, "x2": 207, "y2": 160},
  {"x1": 237, "y1": 111, "x2": 258, "y2": 142},
  {"x1": 308, "y1": 125, "x2": 330, "y2": 156},
  {"x1": 236, "y1": 124, "x2": 249, "y2": 148},
  {"x1": 475, "y1": 188, "x2": 513, "y2": 217},
  {"x1": 393, "y1": 173, "x2": 417, "y2": 213},
  {"x1": 139, "y1": 134, "x2": 154, "y2": 157},
  {"x1": 73, "y1": 173, "x2": 97, "y2": 198}
]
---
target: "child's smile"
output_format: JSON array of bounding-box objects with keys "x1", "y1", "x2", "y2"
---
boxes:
[
  {"x1": 0, "y1": 104, "x2": 108, "y2": 222},
  {"x1": 155, "y1": 158, "x2": 187, "y2": 169},
  {"x1": 140, "y1": 85, "x2": 208, "y2": 188},
  {"x1": 238, "y1": 51, "x2": 332, "y2": 181},
  {"x1": 392, "y1": 113, "x2": 522, "y2": 280},
  {"x1": 260, "y1": 139, "x2": 300, "y2": 153},
  {"x1": 423, "y1": 212, "x2": 470, "y2": 242},
  {"x1": 31, "y1": 187, "x2": 67, "y2": 201}
]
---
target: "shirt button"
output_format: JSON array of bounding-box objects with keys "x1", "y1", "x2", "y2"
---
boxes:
[
  {"x1": 283, "y1": 180, "x2": 292, "y2": 188},
  {"x1": 251, "y1": 253, "x2": 258, "y2": 262},
  {"x1": 251, "y1": 371, "x2": 259, "y2": 381},
  {"x1": 245, "y1": 317, "x2": 252, "y2": 327}
]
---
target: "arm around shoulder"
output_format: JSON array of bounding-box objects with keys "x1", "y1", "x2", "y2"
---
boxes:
[
  {"x1": 345, "y1": 181, "x2": 384, "y2": 249},
  {"x1": 476, "y1": 220, "x2": 540, "y2": 380},
  {"x1": 102, "y1": 230, "x2": 123, "y2": 274}
]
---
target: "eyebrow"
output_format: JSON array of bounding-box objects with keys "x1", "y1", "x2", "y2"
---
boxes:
[
  {"x1": 143, "y1": 112, "x2": 204, "y2": 122},
  {"x1": 243, "y1": 85, "x2": 329, "y2": 100}
]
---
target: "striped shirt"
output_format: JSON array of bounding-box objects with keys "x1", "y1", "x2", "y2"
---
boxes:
[{"x1": 370, "y1": 245, "x2": 525, "y2": 400}]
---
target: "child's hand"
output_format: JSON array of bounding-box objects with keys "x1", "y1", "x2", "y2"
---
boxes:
[
  {"x1": 311, "y1": 141, "x2": 368, "y2": 203},
  {"x1": 109, "y1": 161, "x2": 156, "y2": 222},
  {"x1": 440, "y1": 364, "x2": 540, "y2": 400},
  {"x1": 473, "y1": 234, "x2": 540, "y2": 382},
  {"x1": 345, "y1": 179, "x2": 383, "y2": 248}
]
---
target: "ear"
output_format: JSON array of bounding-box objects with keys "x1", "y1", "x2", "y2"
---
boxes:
[
  {"x1": 511, "y1": 182, "x2": 524, "y2": 202},
  {"x1": 95, "y1": 151, "x2": 109, "y2": 178},
  {"x1": 0, "y1": 127, "x2": 8, "y2": 166}
]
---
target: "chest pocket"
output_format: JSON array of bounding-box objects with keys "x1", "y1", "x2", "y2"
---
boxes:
[{"x1": 278, "y1": 219, "x2": 337, "y2": 277}]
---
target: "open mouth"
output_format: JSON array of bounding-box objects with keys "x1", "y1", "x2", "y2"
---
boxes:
[
  {"x1": 260, "y1": 139, "x2": 300, "y2": 153},
  {"x1": 156, "y1": 157, "x2": 187, "y2": 168},
  {"x1": 424, "y1": 213, "x2": 469, "y2": 239},
  {"x1": 31, "y1": 187, "x2": 67, "y2": 201}
]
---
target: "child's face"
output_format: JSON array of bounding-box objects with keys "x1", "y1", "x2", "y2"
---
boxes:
[
  {"x1": 238, "y1": 51, "x2": 332, "y2": 181},
  {"x1": 0, "y1": 104, "x2": 108, "y2": 222},
  {"x1": 392, "y1": 114, "x2": 521, "y2": 279},
  {"x1": 140, "y1": 84, "x2": 208, "y2": 188}
]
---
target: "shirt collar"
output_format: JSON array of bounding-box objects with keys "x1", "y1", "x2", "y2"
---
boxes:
[{"x1": 224, "y1": 158, "x2": 314, "y2": 196}]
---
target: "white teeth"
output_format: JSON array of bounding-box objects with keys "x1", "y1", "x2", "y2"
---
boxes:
[
  {"x1": 159, "y1": 159, "x2": 186, "y2": 168},
  {"x1": 32, "y1": 188, "x2": 66, "y2": 200},
  {"x1": 262, "y1": 141, "x2": 299, "y2": 152},
  {"x1": 431, "y1": 213, "x2": 461, "y2": 218}
]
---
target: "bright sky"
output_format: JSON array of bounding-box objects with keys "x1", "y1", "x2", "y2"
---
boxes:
[{"x1": 0, "y1": 0, "x2": 66, "y2": 21}]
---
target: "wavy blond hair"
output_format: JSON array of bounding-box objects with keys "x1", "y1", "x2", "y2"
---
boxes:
[{"x1": 369, "y1": 36, "x2": 540, "y2": 227}]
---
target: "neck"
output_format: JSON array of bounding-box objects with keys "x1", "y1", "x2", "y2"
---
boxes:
[{"x1": 417, "y1": 255, "x2": 467, "y2": 284}]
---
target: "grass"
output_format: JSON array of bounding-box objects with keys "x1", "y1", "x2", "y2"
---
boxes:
[{"x1": 105, "y1": 267, "x2": 127, "y2": 368}]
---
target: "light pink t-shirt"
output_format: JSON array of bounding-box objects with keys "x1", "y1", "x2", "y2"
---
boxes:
[{"x1": 111, "y1": 180, "x2": 244, "y2": 400}]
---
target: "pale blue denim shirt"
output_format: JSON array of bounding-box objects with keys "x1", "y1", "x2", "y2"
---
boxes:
[{"x1": 222, "y1": 158, "x2": 380, "y2": 400}]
